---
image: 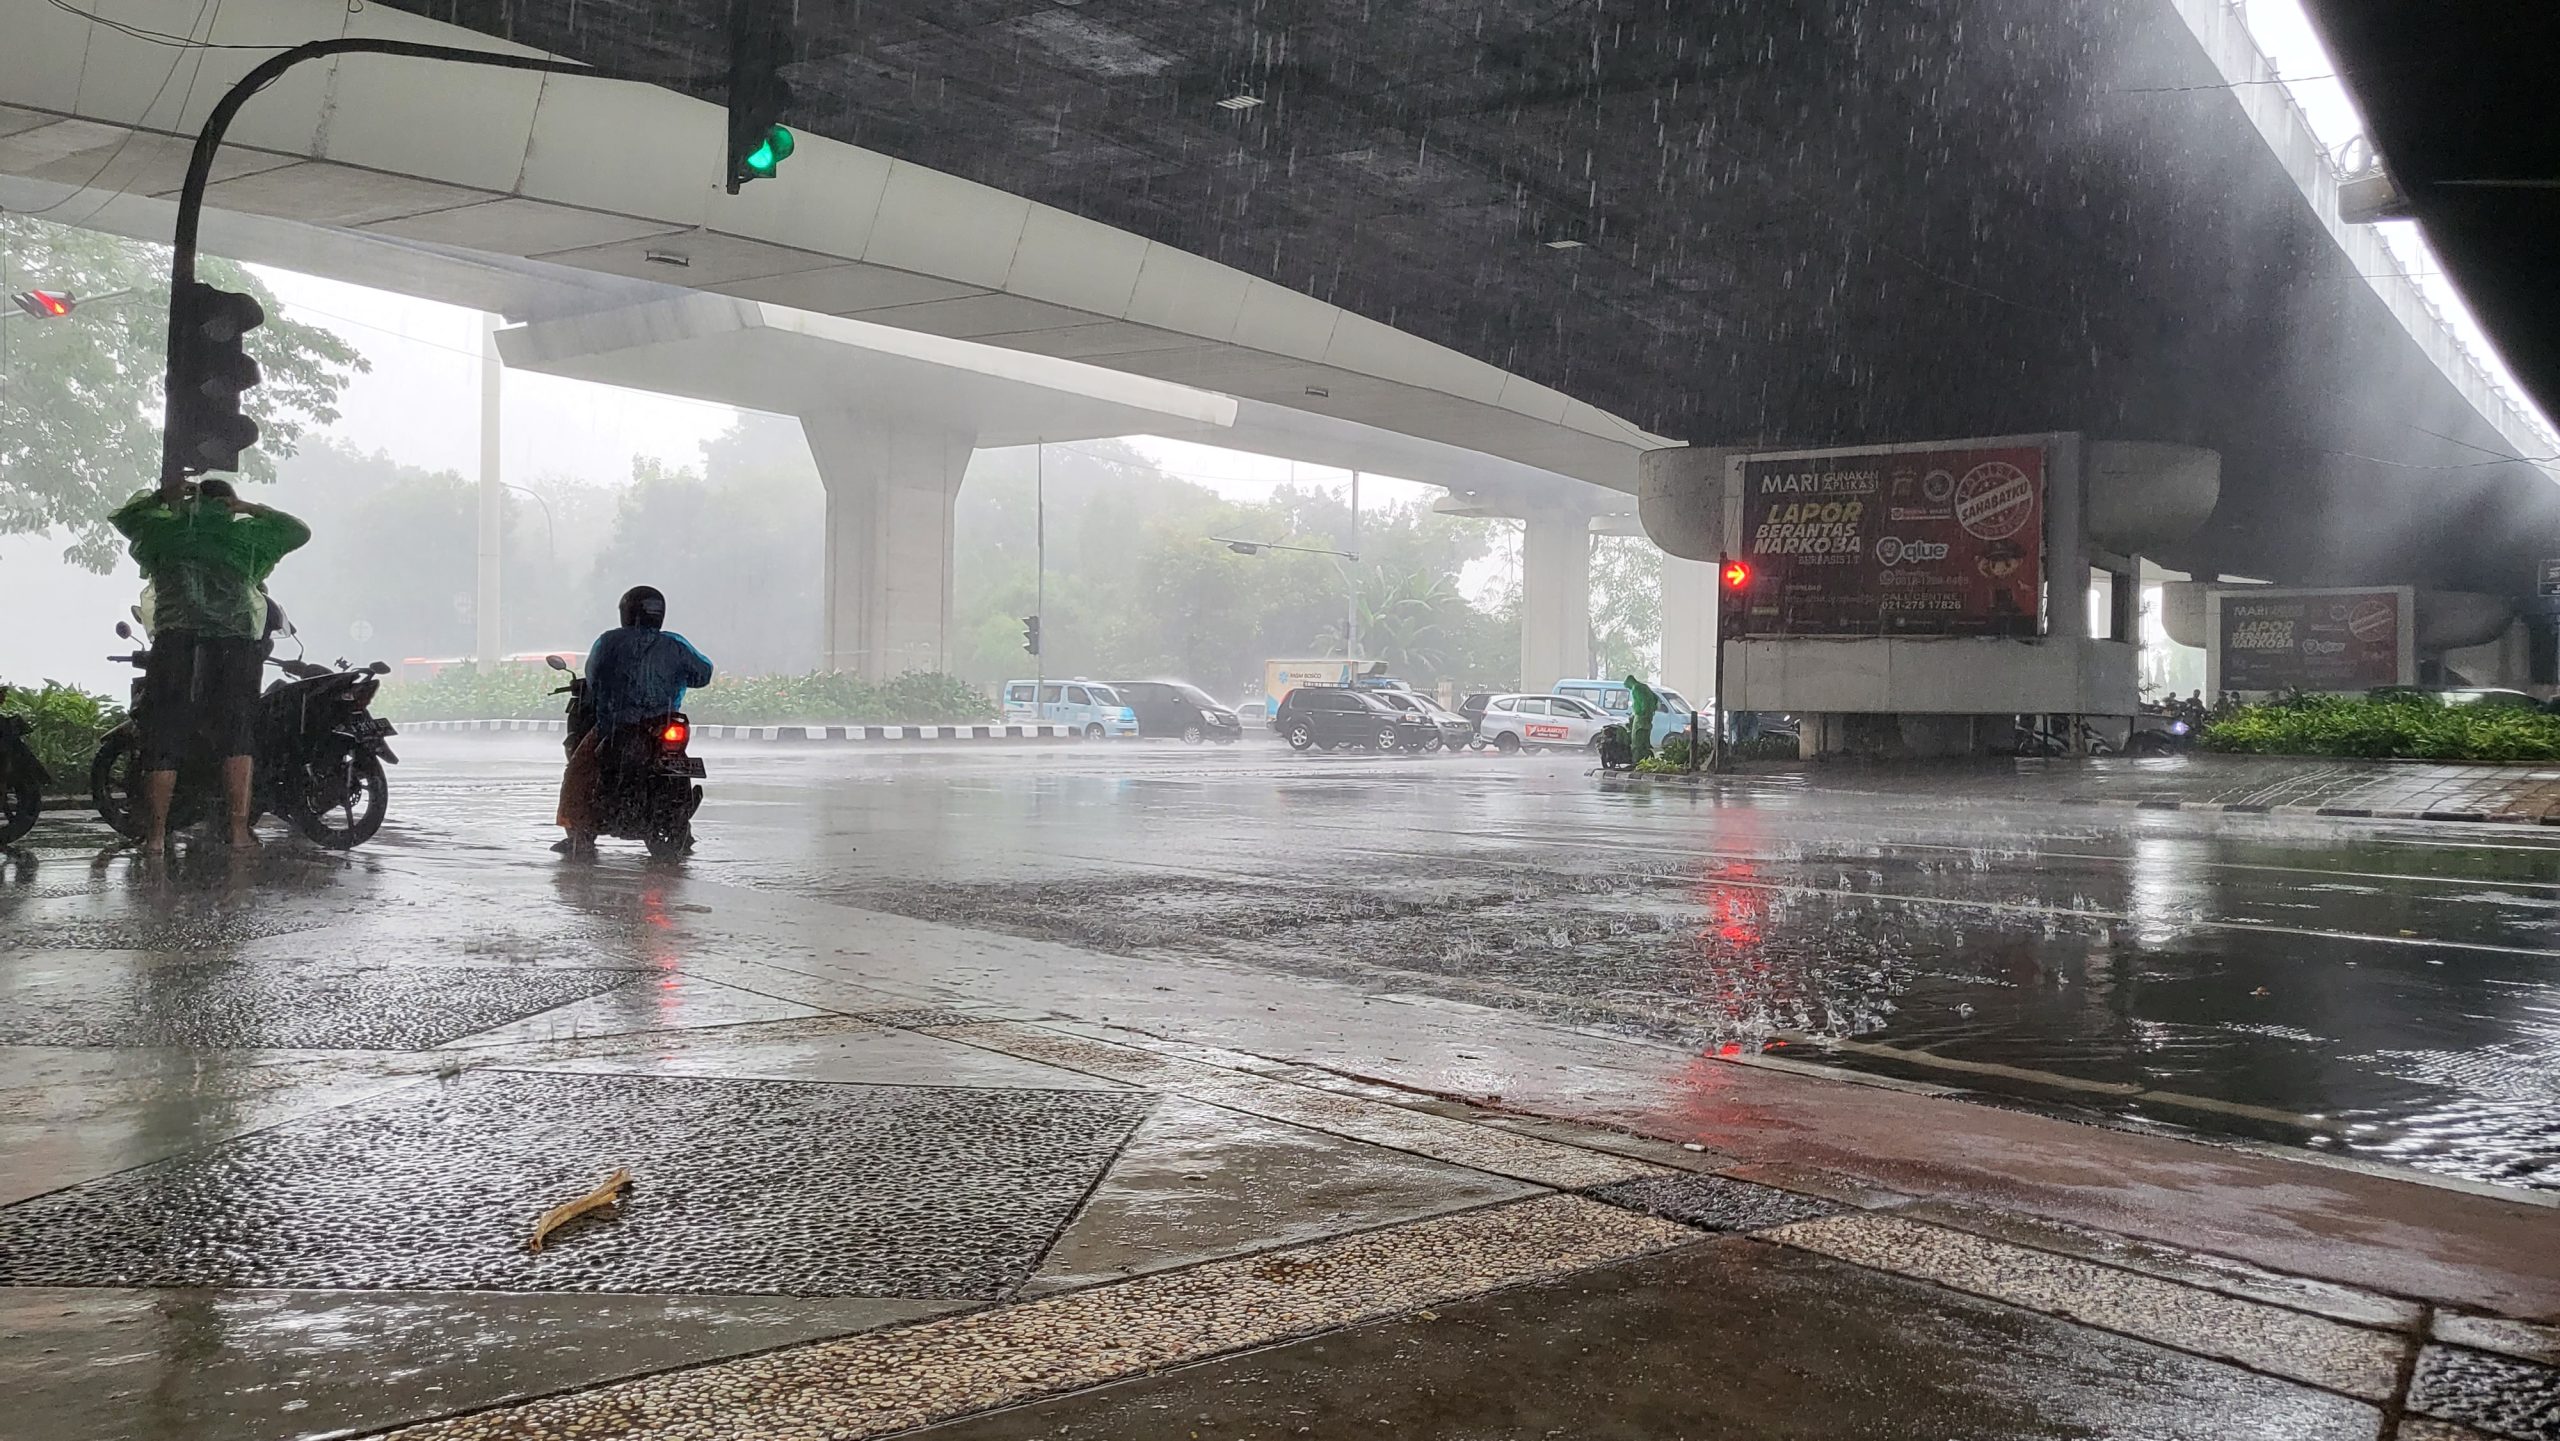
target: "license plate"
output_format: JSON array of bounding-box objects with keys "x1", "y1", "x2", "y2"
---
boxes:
[
  {"x1": 349, "y1": 716, "x2": 394, "y2": 737},
  {"x1": 660, "y1": 757, "x2": 708, "y2": 778}
]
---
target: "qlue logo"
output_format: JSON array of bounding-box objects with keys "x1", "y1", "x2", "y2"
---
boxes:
[{"x1": 1874, "y1": 535, "x2": 1951, "y2": 567}]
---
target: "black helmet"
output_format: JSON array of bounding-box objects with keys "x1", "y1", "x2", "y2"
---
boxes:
[{"x1": 618, "y1": 585, "x2": 667, "y2": 629}]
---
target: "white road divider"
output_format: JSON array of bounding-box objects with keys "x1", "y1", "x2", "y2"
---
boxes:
[{"x1": 399, "y1": 719, "x2": 1087, "y2": 741}]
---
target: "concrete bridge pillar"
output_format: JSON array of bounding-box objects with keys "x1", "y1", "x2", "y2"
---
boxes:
[
  {"x1": 1659, "y1": 555, "x2": 1720, "y2": 706},
  {"x1": 1520, "y1": 505, "x2": 1593, "y2": 689},
  {"x1": 801, "y1": 414, "x2": 974, "y2": 680}
]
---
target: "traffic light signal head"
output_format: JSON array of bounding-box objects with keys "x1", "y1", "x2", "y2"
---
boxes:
[
  {"x1": 726, "y1": 2, "x2": 796, "y2": 192},
  {"x1": 1720, "y1": 558, "x2": 1753, "y2": 592},
  {"x1": 9, "y1": 289, "x2": 72, "y2": 319},
  {"x1": 168, "y1": 280, "x2": 265, "y2": 475},
  {"x1": 1021, "y1": 614, "x2": 1042, "y2": 656}
]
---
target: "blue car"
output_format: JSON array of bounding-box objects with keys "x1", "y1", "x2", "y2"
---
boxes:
[{"x1": 1001, "y1": 679, "x2": 1139, "y2": 737}]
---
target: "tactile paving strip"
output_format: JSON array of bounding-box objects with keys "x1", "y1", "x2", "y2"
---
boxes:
[
  {"x1": 0, "y1": 1071, "x2": 1153, "y2": 1298},
  {"x1": 0, "y1": 960, "x2": 650, "y2": 1051},
  {"x1": 381, "y1": 1195, "x2": 1701, "y2": 1441}
]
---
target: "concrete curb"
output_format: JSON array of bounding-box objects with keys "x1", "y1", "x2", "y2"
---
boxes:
[
  {"x1": 2107, "y1": 796, "x2": 2556, "y2": 825},
  {"x1": 399, "y1": 719, "x2": 1087, "y2": 741}
]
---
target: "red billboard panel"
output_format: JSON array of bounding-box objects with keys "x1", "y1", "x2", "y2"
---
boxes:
[
  {"x1": 1738, "y1": 444, "x2": 2045, "y2": 637},
  {"x1": 2210, "y1": 587, "x2": 2412, "y2": 693}
]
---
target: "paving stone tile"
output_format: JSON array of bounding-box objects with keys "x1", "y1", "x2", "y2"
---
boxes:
[
  {"x1": 0, "y1": 1071, "x2": 1152, "y2": 1298},
  {"x1": 1186, "y1": 1076, "x2": 1661, "y2": 1188},
  {"x1": 0, "y1": 955, "x2": 649, "y2": 1051},
  {"x1": 2410, "y1": 1345, "x2": 2560, "y2": 1440},
  {"x1": 2400, "y1": 1421, "x2": 2509, "y2": 1441},
  {"x1": 1767, "y1": 1212, "x2": 2408, "y2": 1399},
  {"x1": 1588, "y1": 1171, "x2": 1840, "y2": 1231},
  {"x1": 380, "y1": 1194, "x2": 1701, "y2": 1441},
  {"x1": 1901, "y1": 1198, "x2": 2423, "y2": 1329},
  {"x1": 930, "y1": 1022, "x2": 1660, "y2": 1188},
  {"x1": 2436, "y1": 1313, "x2": 2560, "y2": 1367}
]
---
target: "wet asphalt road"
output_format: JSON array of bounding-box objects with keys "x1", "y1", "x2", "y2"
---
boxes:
[
  {"x1": 13, "y1": 734, "x2": 2558, "y2": 1193},
  {"x1": 317, "y1": 733, "x2": 2560, "y2": 1194}
]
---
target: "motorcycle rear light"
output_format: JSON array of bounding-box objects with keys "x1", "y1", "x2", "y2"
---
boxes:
[{"x1": 661, "y1": 721, "x2": 689, "y2": 745}]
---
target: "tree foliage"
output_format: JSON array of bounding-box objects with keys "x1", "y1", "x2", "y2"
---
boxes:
[{"x1": 1, "y1": 213, "x2": 368, "y2": 570}]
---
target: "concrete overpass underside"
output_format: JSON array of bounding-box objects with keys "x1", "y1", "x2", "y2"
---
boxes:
[{"x1": 369, "y1": 0, "x2": 2558, "y2": 592}]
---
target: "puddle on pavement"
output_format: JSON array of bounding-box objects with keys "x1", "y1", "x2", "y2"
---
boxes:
[{"x1": 813, "y1": 855, "x2": 2560, "y2": 1193}]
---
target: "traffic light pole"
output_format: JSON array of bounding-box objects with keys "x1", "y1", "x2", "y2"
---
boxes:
[
  {"x1": 1711, "y1": 551, "x2": 1732, "y2": 775},
  {"x1": 158, "y1": 39, "x2": 657, "y2": 492}
]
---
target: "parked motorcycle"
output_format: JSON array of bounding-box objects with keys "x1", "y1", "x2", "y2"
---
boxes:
[
  {"x1": 92, "y1": 618, "x2": 400, "y2": 849},
  {"x1": 549, "y1": 653, "x2": 703, "y2": 858},
  {"x1": 0, "y1": 687, "x2": 49, "y2": 846}
]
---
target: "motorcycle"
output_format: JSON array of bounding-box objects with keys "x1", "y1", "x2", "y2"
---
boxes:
[
  {"x1": 0, "y1": 687, "x2": 49, "y2": 846},
  {"x1": 2125, "y1": 704, "x2": 2203, "y2": 757},
  {"x1": 92, "y1": 617, "x2": 400, "y2": 849},
  {"x1": 549, "y1": 653, "x2": 704, "y2": 858}
]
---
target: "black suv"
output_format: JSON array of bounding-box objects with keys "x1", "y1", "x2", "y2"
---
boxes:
[
  {"x1": 1110, "y1": 679, "x2": 1244, "y2": 743},
  {"x1": 1273, "y1": 686, "x2": 1429, "y2": 752}
]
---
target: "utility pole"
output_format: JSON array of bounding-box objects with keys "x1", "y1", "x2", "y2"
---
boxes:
[
  {"x1": 475, "y1": 313, "x2": 503, "y2": 669},
  {"x1": 1347, "y1": 469, "x2": 1361, "y2": 660},
  {"x1": 1035, "y1": 442, "x2": 1047, "y2": 696}
]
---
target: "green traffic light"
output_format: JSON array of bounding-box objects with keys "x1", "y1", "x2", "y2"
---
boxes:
[{"x1": 746, "y1": 125, "x2": 795, "y2": 177}]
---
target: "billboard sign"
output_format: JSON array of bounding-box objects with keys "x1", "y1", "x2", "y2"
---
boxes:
[
  {"x1": 1736, "y1": 443, "x2": 2045, "y2": 637},
  {"x1": 2206, "y1": 586, "x2": 2414, "y2": 695}
]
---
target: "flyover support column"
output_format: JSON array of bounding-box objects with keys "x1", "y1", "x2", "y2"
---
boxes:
[
  {"x1": 1521, "y1": 505, "x2": 1592, "y2": 688},
  {"x1": 801, "y1": 414, "x2": 973, "y2": 681},
  {"x1": 1659, "y1": 555, "x2": 1719, "y2": 703}
]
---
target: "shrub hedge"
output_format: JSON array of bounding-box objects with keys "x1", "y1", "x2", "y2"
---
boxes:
[
  {"x1": 371, "y1": 665, "x2": 997, "y2": 726},
  {"x1": 2201, "y1": 693, "x2": 2560, "y2": 763},
  {"x1": 0, "y1": 681, "x2": 125, "y2": 782}
]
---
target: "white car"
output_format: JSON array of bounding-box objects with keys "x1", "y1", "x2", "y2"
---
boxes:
[{"x1": 1474, "y1": 693, "x2": 1614, "y2": 753}]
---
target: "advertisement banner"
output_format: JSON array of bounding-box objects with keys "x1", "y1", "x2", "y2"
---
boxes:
[
  {"x1": 2209, "y1": 587, "x2": 2413, "y2": 694},
  {"x1": 1737, "y1": 443, "x2": 2045, "y2": 637}
]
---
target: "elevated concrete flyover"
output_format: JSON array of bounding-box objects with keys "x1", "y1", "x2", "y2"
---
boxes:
[{"x1": 6, "y1": 0, "x2": 2555, "y2": 682}]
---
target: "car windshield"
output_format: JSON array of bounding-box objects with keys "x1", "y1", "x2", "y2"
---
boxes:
[
  {"x1": 1171, "y1": 683, "x2": 1220, "y2": 708},
  {"x1": 1087, "y1": 685, "x2": 1122, "y2": 706},
  {"x1": 1657, "y1": 689, "x2": 1693, "y2": 713}
]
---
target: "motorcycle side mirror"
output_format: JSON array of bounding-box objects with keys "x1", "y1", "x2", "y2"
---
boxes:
[
  {"x1": 115, "y1": 621, "x2": 132, "y2": 640},
  {"x1": 369, "y1": 660, "x2": 390, "y2": 675},
  {"x1": 546, "y1": 655, "x2": 570, "y2": 672}
]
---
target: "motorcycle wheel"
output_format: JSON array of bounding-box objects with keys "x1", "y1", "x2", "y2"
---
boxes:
[
  {"x1": 90, "y1": 728, "x2": 142, "y2": 840},
  {"x1": 644, "y1": 822, "x2": 689, "y2": 859},
  {"x1": 289, "y1": 746, "x2": 389, "y2": 849},
  {"x1": 0, "y1": 756, "x2": 40, "y2": 847}
]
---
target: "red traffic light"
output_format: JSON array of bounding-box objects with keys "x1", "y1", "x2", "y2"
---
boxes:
[
  {"x1": 9, "y1": 289, "x2": 72, "y2": 319},
  {"x1": 1720, "y1": 559, "x2": 1753, "y2": 591},
  {"x1": 660, "y1": 720, "x2": 689, "y2": 745}
]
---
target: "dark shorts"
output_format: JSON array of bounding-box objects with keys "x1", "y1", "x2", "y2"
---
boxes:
[{"x1": 138, "y1": 632, "x2": 264, "y2": 769}]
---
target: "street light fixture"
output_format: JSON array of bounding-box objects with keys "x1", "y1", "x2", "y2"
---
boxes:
[{"x1": 1211, "y1": 535, "x2": 1364, "y2": 659}]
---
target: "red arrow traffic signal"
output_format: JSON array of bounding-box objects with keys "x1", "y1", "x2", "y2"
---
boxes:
[{"x1": 1720, "y1": 558, "x2": 1753, "y2": 591}]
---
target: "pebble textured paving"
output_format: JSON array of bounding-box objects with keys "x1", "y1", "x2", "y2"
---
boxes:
[
  {"x1": 930, "y1": 1023, "x2": 1661, "y2": 1188},
  {"x1": 0, "y1": 959, "x2": 650, "y2": 1050},
  {"x1": 380, "y1": 1194, "x2": 1701, "y2": 1441},
  {"x1": 2409, "y1": 1345, "x2": 2560, "y2": 1441},
  {"x1": 0, "y1": 1071, "x2": 1152, "y2": 1298},
  {"x1": 1767, "y1": 1212, "x2": 2409, "y2": 1400},
  {"x1": 1588, "y1": 1171, "x2": 1842, "y2": 1231},
  {"x1": 2436, "y1": 1314, "x2": 2560, "y2": 1368}
]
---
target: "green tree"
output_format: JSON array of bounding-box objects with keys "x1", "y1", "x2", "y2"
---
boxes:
[
  {"x1": 1590, "y1": 534, "x2": 1662, "y2": 680},
  {"x1": 1, "y1": 213, "x2": 368, "y2": 569}
]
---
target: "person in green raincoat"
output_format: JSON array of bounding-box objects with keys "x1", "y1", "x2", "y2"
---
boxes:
[
  {"x1": 109, "y1": 477, "x2": 311, "y2": 851},
  {"x1": 1624, "y1": 675, "x2": 1661, "y2": 765}
]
